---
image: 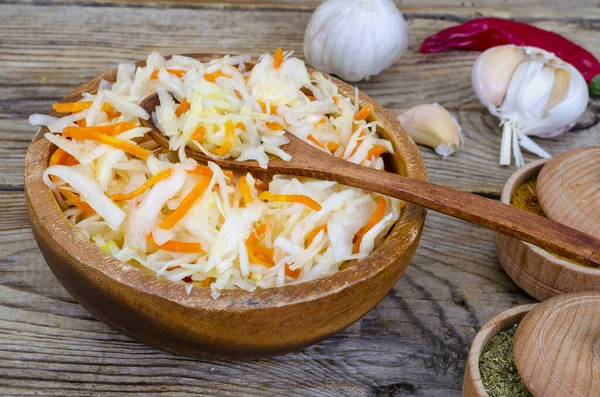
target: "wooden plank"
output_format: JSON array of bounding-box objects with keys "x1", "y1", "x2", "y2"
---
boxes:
[
  {"x1": 2, "y1": 4, "x2": 599, "y2": 192},
  {"x1": 7, "y1": 0, "x2": 600, "y2": 19},
  {"x1": 0, "y1": 190, "x2": 534, "y2": 395}
]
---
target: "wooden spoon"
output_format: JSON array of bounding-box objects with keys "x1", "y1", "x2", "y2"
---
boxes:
[{"x1": 140, "y1": 93, "x2": 600, "y2": 268}]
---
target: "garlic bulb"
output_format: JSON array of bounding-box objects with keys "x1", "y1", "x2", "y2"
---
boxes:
[
  {"x1": 472, "y1": 45, "x2": 589, "y2": 167},
  {"x1": 303, "y1": 0, "x2": 409, "y2": 82},
  {"x1": 398, "y1": 103, "x2": 463, "y2": 158}
]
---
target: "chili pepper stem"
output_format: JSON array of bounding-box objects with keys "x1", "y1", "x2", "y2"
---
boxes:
[{"x1": 590, "y1": 75, "x2": 600, "y2": 97}]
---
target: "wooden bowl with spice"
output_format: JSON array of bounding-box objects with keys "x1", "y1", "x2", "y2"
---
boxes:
[
  {"x1": 463, "y1": 304, "x2": 536, "y2": 397},
  {"x1": 24, "y1": 54, "x2": 427, "y2": 359},
  {"x1": 494, "y1": 149, "x2": 600, "y2": 301},
  {"x1": 463, "y1": 291, "x2": 600, "y2": 397}
]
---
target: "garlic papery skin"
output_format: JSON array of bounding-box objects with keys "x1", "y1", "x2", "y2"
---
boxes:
[
  {"x1": 472, "y1": 45, "x2": 589, "y2": 167},
  {"x1": 303, "y1": 0, "x2": 408, "y2": 82},
  {"x1": 398, "y1": 103, "x2": 463, "y2": 159}
]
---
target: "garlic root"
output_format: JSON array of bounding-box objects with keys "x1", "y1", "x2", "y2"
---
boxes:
[{"x1": 398, "y1": 103, "x2": 463, "y2": 159}]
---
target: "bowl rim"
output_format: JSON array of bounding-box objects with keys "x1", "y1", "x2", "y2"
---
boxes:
[
  {"x1": 24, "y1": 53, "x2": 427, "y2": 312},
  {"x1": 499, "y1": 158, "x2": 600, "y2": 276}
]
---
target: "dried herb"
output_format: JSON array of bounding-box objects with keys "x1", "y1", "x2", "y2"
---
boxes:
[
  {"x1": 510, "y1": 178, "x2": 546, "y2": 217},
  {"x1": 480, "y1": 324, "x2": 533, "y2": 397}
]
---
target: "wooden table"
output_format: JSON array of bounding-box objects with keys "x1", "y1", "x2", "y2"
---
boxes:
[{"x1": 1, "y1": 1, "x2": 599, "y2": 395}]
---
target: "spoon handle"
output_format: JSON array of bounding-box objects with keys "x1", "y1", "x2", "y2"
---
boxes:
[{"x1": 300, "y1": 157, "x2": 600, "y2": 267}]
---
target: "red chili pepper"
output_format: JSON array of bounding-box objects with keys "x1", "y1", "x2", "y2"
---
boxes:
[{"x1": 420, "y1": 18, "x2": 600, "y2": 96}]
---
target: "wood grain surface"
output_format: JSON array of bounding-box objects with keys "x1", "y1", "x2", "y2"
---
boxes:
[{"x1": 1, "y1": 0, "x2": 599, "y2": 395}]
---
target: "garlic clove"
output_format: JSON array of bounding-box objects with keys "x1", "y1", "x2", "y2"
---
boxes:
[
  {"x1": 545, "y1": 68, "x2": 571, "y2": 114},
  {"x1": 398, "y1": 103, "x2": 463, "y2": 158},
  {"x1": 472, "y1": 45, "x2": 528, "y2": 108}
]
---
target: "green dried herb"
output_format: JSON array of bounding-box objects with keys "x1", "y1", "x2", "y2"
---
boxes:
[{"x1": 479, "y1": 324, "x2": 533, "y2": 397}]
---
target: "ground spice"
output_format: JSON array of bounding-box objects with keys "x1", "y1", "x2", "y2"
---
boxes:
[
  {"x1": 510, "y1": 178, "x2": 545, "y2": 217},
  {"x1": 510, "y1": 177, "x2": 591, "y2": 267},
  {"x1": 480, "y1": 324, "x2": 532, "y2": 397}
]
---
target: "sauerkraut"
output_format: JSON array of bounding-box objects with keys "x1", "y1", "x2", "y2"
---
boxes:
[{"x1": 30, "y1": 50, "x2": 402, "y2": 298}]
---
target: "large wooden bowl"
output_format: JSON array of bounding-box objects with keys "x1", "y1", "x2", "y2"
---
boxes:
[
  {"x1": 494, "y1": 159, "x2": 600, "y2": 301},
  {"x1": 24, "y1": 54, "x2": 427, "y2": 358}
]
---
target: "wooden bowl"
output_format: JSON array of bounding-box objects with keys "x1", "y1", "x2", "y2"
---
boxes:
[
  {"x1": 464, "y1": 292, "x2": 600, "y2": 397},
  {"x1": 494, "y1": 159, "x2": 600, "y2": 301},
  {"x1": 462, "y1": 304, "x2": 537, "y2": 397},
  {"x1": 24, "y1": 54, "x2": 427, "y2": 359}
]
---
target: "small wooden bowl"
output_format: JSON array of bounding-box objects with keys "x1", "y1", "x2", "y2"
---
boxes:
[
  {"x1": 463, "y1": 304, "x2": 537, "y2": 397},
  {"x1": 24, "y1": 54, "x2": 427, "y2": 358},
  {"x1": 494, "y1": 159, "x2": 600, "y2": 301},
  {"x1": 464, "y1": 291, "x2": 600, "y2": 397}
]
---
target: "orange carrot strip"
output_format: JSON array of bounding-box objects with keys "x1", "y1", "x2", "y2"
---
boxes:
[
  {"x1": 150, "y1": 69, "x2": 187, "y2": 80},
  {"x1": 190, "y1": 125, "x2": 206, "y2": 141},
  {"x1": 353, "y1": 104, "x2": 373, "y2": 121},
  {"x1": 63, "y1": 122, "x2": 137, "y2": 137},
  {"x1": 63, "y1": 129, "x2": 149, "y2": 160},
  {"x1": 314, "y1": 118, "x2": 327, "y2": 126},
  {"x1": 307, "y1": 134, "x2": 325, "y2": 148},
  {"x1": 352, "y1": 196, "x2": 386, "y2": 254},
  {"x1": 204, "y1": 71, "x2": 225, "y2": 82},
  {"x1": 147, "y1": 235, "x2": 203, "y2": 253},
  {"x1": 49, "y1": 150, "x2": 93, "y2": 213},
  {"x1": 187, "y1": 164, "x2": 234, "y2": 180},
  {"x1": 236, "y1": 122, "x2": 246, "y2": 132},
  {"x1": 158, "y1": 176, "x2": 211, "y2": 230},
  {"x1": 326, "y1": 142, "x2": 340, "y2": 152},
  {"x1": 186, "y1": 165, "x2": 213, "y2": 177},
  {"x1": 245, "y1": 224, "x2": 273, "y2": 267},
  {"x1": 175, "y1": 98, "x2": 190, "y2": 118},
  {"x1": 111, "y1": 168, "x2": 173, "y2": 201},
  {"x1": 238, "y1": 175, "x2": 253, "y2": 205},
  {"x1": 253, "y1": 245, "x2": 274, "y2": 261},
  {"x1": 199, "y1": 277, "x2": 214, "y2": 287},
  {"x1": 258, "y1": 101, "x2": 278, "y2": 115},
  {"x1": 49, "y1": 148, "x2": 70, "y2": 167},
  {"x1": 308, "y1": 95, "x2": 316, "y2": 101},
  {"x1": 254, "y1": 223, "x2": 268, "y2": 237},
  {"x1": 211, "y1": 120, "x2": 235, "y2": 156},
  {"x1": 285, "y1": 265, "x2": 301, "y2": 278},
  {"x1": 76, "y1": 119, "x2": 87, "y2": 127},
  {"x1": 345, "y1": 129, "x2": 366, "y2": 159},
  {"x1": 265, "y1": 121, "x2": 284, "y2": 131},
  {"x1": 52, "y1": 101, "x2": 119, "y2": 117},
  {"x1": 58, "y1": 188, "x2": 95, "y2": 214},
  {"x1": 307, "y1": 134, "x2": 337, "y2": 153},
  {"x1": 367, "y1": 145, "x2": 387, "y2": 159},
  {"x1": 258, "y1": 191, "x2": 322, "y2": 211},
  {"x1": 273, "y1": 48, "x2": 285, "y2": 68},
  {"x1": 65, "y1": 155, "x2": 79, "y2": 166},
  {"x1": 305, "y1": 224, "x2": 327, "y2": 248},
  {"x1": 332, "y1": 96, "x2": 340, "y2": 104},
  {"x1": 52, "y1": 101, "x2": 94, "y2": 113},
  {"x1": 104, "y1": 106, "x2": 121, "y2": 120}
]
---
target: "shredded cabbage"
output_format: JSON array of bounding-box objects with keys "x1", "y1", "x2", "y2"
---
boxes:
[{"x1": 31, "y1": 50, "x2": 402, "y2": 298}]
